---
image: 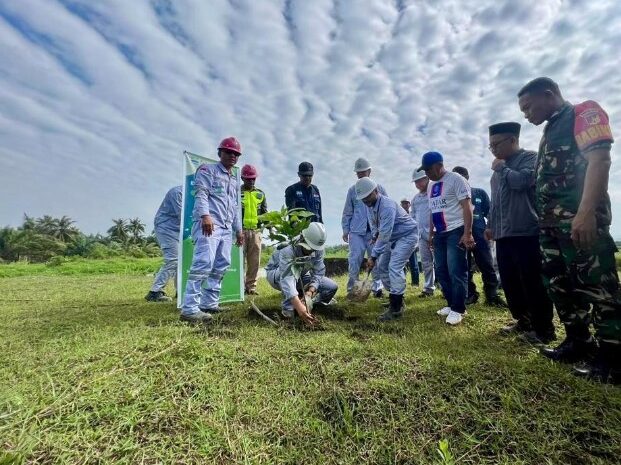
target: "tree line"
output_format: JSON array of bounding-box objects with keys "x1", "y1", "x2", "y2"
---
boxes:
[{"x1": 0, "y1": 215, "x2": 161, "y2": 263}]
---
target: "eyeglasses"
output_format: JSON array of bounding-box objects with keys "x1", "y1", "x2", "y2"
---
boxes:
[
  {"x1": 221, "y1": 149, "x2": 241, "y2": 157},
  {"x1": 488, "y1": 137, "x2": 512, "y2": 151}
]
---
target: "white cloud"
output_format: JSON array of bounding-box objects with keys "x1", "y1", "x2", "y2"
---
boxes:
[{"x1": 0, "y1": 0, "x2": 620, "y2": 241}]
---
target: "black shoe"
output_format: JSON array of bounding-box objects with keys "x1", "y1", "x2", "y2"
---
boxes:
[
  {"x1": 419, "y1": 291, "x2": 434, "y2": 298},
  {"x1": 465, "y1": 292, "x2": 479, "y2": 305},
  {"x1": 180, "y1": 312, "x2": 213, "y2": 324},
  {"x1": 199, "y1": 306, "x2": 223, "y2": 314},
  {"x1": 373, "y1": 290, "x2": 384, "y2": 299},
  {"x1": 378, "y1": 294, "x2": 404, "y2": 321},
  {"x1": 145, "y1": 291, "x2": 172, "y2": 302},
  {"x1": 499, "y1": 321, "x2": 531, "y2": 335},
  {"x1": 519, "y1": 330, "x2": 557, "y2": 345},
  {"x1": 486, "y1": 296, "x2": 508, "y2": 308},
  {"x1": 540, "y1": 337, "x2": 597, "y2": 364},
  {"x1": 573, "y1": 362, "x2": 621, "y2": 385},
  {"x1": 573, "y1": 342, "x2": 620, "y2": 384}
]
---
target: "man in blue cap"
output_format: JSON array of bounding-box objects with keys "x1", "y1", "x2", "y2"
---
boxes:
[{"x1": 419, "y1": 151, "x2": 474, "y2": 325}]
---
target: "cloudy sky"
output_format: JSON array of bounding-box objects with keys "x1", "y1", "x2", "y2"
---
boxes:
[{"x1": 1, "y1": 0, "x2": 620, "y2": 243}]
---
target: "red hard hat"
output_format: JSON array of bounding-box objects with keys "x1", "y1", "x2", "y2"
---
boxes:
[
  {"x1": 218, "y1": 137, "x2": 241, "y2": 155},
  {"x1": 241, "y1": 164, "x2": 258, "y2": 179}
]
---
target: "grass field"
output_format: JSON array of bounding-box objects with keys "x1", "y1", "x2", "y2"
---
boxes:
[{"x1": 1, "y1": 258, "x2": 620, "y2": 464}]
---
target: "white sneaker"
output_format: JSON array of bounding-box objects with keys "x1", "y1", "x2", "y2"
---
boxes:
[
  {"x1": 437, "y1": 306, "x2": 451, "y2": 316},
  {"x1": 445, "y1": 310, "x2": 464, "y2": 325}
]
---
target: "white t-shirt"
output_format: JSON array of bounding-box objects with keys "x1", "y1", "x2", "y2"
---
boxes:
[{"x1": 428, "y1": 172, "x2": 471, "y2": 233}]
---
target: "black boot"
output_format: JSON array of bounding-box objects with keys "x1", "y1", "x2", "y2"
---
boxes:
[
  {"x1": 145, "y1": 291, "x2": 172, "y2": 302},
  {"x1": 485, "y1": 295, "x2": 508, "y2": 308},
  {"x1": 573, "y1": 342, "x2": 621, "y2": 385},
  {"x1": 465, "y1": 291, "x2": 479, "y2": 305},
  {"x1": 540, "y1": 336, "x2": 597, "y2": 364},
  {"x1": 379, "y1": 294, "x2": 404, "y2": 321}
]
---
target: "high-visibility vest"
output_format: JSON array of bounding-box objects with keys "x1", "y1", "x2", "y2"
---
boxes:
[{"x1": 241, "y1": 189, "x2": 265, "y2": 229}]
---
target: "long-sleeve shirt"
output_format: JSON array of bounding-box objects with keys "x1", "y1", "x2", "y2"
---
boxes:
[
  {"x1": 342, "y1": 183, "x2": 388, "y2": 235},
  {"x1": 471, "y1": 187, "x2": 490, "y2": 231},
  {"x1": 265, "y1": 245, "x2": 326, "y2": 301},
  {"x1": 285, "y1": 182, "x2": 323, "y2": 223},
  {"x1": 410, "y1": 191, "x2": 431, "y2": 239},
  {"x1": 154, "y1": 185, "x2": 182, "y2": 232},
  {"x1": 192, "y1": 162, "x2": 241, "y2": 233},
  {"x1": 367, "y1": 194, "x2": 418, "y2": 258},
  {"x1": 488, "y1": 149, "x2": 539, "y2": 239}
]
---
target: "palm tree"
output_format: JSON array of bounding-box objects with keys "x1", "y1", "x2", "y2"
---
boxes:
[
  {"x1": 128, "y1": 217, "x2": 146, "y2": 244},
  {"x1": 22, "y1": 213, "x2": 35, "y2": 231},
  {"x1": 35, "y1": 215, "x2": 59, "y2": 236},
  {"x1": 107, "y1": 218, "x2": 128, "y2": 243},
  {"x1": 55, "y1": 215, "x2": 79, "y2": 243}
]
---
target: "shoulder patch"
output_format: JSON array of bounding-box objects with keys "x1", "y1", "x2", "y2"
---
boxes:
[{"x1": 574, "y1": 100, "x2": 614, "y2": 151}]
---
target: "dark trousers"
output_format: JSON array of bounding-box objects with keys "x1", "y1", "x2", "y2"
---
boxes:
[
  {"x1": 539, "y1": 227, "x2": 621, "y2": 343},
  {"x1": 496, "y1": 236, "x2": 554, "y2": 335},
  {"x1": 407, "y1": 249, "x2": 419, "y2": 285},
  {"x1": 433, "y1": 226, "x2": 468, "y2": 313},
  {"x1": 467, "y1": 228, "x2": 499, "y2": 300}
]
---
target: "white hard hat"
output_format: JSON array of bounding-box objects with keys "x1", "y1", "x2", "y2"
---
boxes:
[
  {"x1": 353, "y1": 157, "x2": 371, "y2": 172},
  {"x1": 355, "y1": 177, "x2": 377, "y2": 200},
  {"x1": 412, "y1": 169, "x2": 427, "y2": 182},
  {"x1": 301, "y1": 222, "x2": 327, "y2": 251},
  {"x1": 400, "y1": 198, "x2": 410, "y2": 203}
]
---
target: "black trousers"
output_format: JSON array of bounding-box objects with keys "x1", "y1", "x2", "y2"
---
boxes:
[
  {"x1": 467, "y1": 228, "x2": 499, "y2": 300},
  {"x1": 496, "y1": 235, "x2": 554, "y2": 335}
]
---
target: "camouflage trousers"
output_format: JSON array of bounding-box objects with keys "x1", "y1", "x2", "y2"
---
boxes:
[{"x1": 540, "y1": 227, "x2": 621, "y2": 345}]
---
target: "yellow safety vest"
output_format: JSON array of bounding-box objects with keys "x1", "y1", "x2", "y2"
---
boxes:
[{"x1": 241, "y1": 189, "x2": 265, "y2": 229}]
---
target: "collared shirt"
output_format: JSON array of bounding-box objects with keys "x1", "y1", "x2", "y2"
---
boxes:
[
  {"x1": 285, "y1": 182, "x2": 323, "y2": 223},
  {"x1": 193, "y1": 162, "x2": 241, "y2": 233},
  {"x1": 489, "y1": 149, "x2": 539, "y2": 239},
  {"x1": 471, "y1": 187, "x2": 490, "y2": 231},
  {"x1": 154, "y1": 185, "x2": 182, "y2": 232},
  {"x1": 265, "y1": 245, "x2": 326, "y2": 301},
  {"x1": 367, "y1": 194, "x2": 417, "y2": 257},
  {"x1": 410, "y1": 190, "x2": 431, "y2": 238},
  {"x1": 342, "y1": 183, "x2": 388, "y2": 235},
  {"x1": 537, "y1": 100, "x2": 614, "y2": 229}
]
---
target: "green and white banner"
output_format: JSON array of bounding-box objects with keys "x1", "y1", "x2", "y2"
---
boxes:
[{"x1": 177, "y1": 151, "x2": 244, "y2": 308}]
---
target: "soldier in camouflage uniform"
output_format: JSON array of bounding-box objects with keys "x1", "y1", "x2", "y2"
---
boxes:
[{"x1": 518, "y1": 77, "x2": 620, "y2": 384}]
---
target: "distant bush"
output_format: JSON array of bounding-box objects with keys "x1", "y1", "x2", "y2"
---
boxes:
[
  {"x1": 86, "y1": 243, "x2": 109, "y2": 259},
  {"x1": 46, "y1": 256, "x2": 68, "y2": 267}
]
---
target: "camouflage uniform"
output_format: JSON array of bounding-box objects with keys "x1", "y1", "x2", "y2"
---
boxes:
[{"x1": 536, "y1": 100, "x2": 620, "y2": 345}]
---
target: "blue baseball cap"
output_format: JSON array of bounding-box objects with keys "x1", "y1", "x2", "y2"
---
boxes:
[{"x1": 417, "y1": 151, "x2": 444, "y2": 171}]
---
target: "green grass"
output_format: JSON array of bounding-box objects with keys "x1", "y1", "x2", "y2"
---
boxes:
[
  {"x1": 0, "y1": 257, "x2": 161, "y2": 278},
  {"x1": 0, "y1": 260, "x2": 620, "y2": 464}
]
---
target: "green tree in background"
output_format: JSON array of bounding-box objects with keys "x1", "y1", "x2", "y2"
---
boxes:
[
  {"x1": 107, "y1": 218, "x2": 129, "y2": 243},
  {"x1": 127, "y1": 217, "x2": 146, "y2": 244}
]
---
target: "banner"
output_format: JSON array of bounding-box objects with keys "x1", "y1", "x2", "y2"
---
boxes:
[{"x1": 177, "y1": 151, "x2": 244, "y2": 308}]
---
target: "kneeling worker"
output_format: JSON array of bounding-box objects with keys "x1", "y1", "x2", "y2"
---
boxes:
[
  {"x1": 356, "y1": 178, "x2": 418, "y2": 321},
  {"x1": 265, "y1": 222, "x2": 338, "y2": 325}
]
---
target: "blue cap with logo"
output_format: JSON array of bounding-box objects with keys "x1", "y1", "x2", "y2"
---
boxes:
[{"x1": 417, "y1": 151, "x2": 443, "y2": 172}]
